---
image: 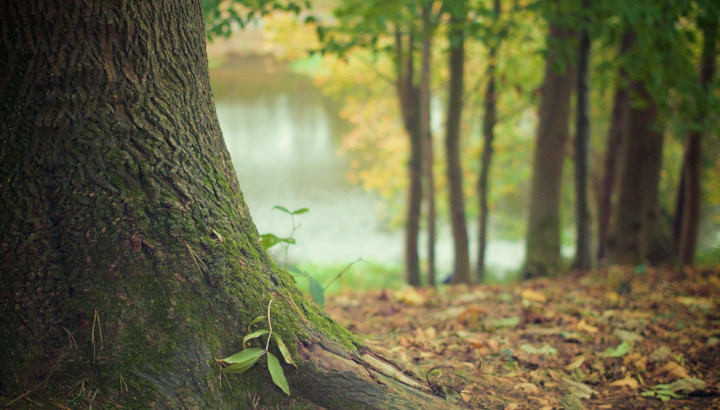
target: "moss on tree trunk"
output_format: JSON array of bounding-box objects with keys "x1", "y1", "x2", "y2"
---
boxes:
[{"x1": 0, "y1": 1, "x2": 452, "y2": 408}]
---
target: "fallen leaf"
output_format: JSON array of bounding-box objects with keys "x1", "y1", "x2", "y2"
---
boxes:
[
  {"x1": 565, "y1": 356, "x2": 585, "y2": 371},
  {"x1": 515, "y1": 382, "x2": 541, "y2": 393},
  {"x1": 521, "y1": 289, "x2": 547, "y2": 303},
  {"x1": 395, "y1": 287, "x2": 426, "y2": 306},
  {"x1": 562, "y1": 378, "x2": 598, "y2": 399},
  {"x1": 577, "y1": 319, "x2": 598, "y2": 333},
  {"x1": 610, "y1": 376, "x2": 640, "y2": 389},
  {"x1": 649, "y1": 346, "x2": 672, "y2": 362},
  {"x1": 656, "y1": 362, "x2": 691, "y2": 380}
]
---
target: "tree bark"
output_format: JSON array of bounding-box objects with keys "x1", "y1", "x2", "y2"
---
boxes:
[
  {"x1": 607, "y1": 81, "x2": 664, "y2": 265},
  {"x1": 524, "y1": 22, "x2": 575, "y2": 278},
  {"x1": 572, "y1": 0, "x2": 592, "y2": 271},
  {"x1": 678, "y1": 7, "x2": 718, "y2": 266},
  {"x1": 420, "y1": 0, "x2": 437, "y2": 286},
  {"x1": 445, "y1": 0, "x2": 471, "y2": 284},
  {"x1": 0, "y1": 2, "x2": 450, "y2": 408},
  {"x1": 597, "y1": 35, "x2": 631, "y2": 262},
  {"x1": 395, "y1": 30, "x2": 424, "y2": 287},
  {"x1": 477, "y1": 0, "x2": 501, "y2": 283}
]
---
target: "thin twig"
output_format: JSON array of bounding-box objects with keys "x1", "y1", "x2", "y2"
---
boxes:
[{"x1": 265, "y1": 297, "x2": 274, "y2": 351}]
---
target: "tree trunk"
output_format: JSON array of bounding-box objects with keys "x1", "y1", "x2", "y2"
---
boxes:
[
  {"x1": 607, "y1": 81, "x2": 663, "y2": 265},
  {"x1": 572, "y1": 0, "x2": 592, "y2": 271},
  {"x1": 395, "y1": 30, "x2": 424, "y2": 287},
  {"x1": 445, "y1": 0, "x2": 471, "y2": 284},
  {"x1": 597, "y1": 35, "x2": 631, "y2": 262},
  {"x1": 420, "y1": 0, "x2": 437, "y2": 286},
  {"x1": 477, "y1": 0, "x2": 501, "y2": 283},
  {"x1": 678, "y1": 8, "x2": 718, "y2": 266},
  {"x1": 524, "y1": 22, "x2": 575, "y2": 278},
  {"x1": 0, "y1": 2, "x2": 450, "y2": 408}
]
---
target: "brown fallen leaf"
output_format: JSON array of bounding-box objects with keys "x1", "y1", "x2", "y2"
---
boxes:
[{"x1": 656, "y1": 361, "x2": 691, "y2": 380}]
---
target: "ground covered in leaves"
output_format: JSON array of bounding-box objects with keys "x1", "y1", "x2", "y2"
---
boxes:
[{"x1": 325, "y1": 266, "x2": 720, "y2": 409}]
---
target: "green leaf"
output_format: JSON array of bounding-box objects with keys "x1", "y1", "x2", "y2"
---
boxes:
[
  {"x1": 267, "y1": 352, "x2": 290, "y2": 395},
  {"x1": 603, "y1": 341, "x2": 631, "y2": 358},
  {"x1": 243, "y1": 329, "x2": 270, "y2": 345},
  {"x1": 260, "y1": 233, "x2": 282, "y2": 250},
  {"x1": 272, "y1": 205, "x2": 292, "y2": 214},
  {"x1": 291, "y1": 207, "x2": 309, "y2": 215},
  {"x1": 220, "y1": 348, "x2": 265, "y2": 374},
  {"x1": 247, "y1": 315, "x2": 267, "y2": 331},
  {"x1": 274, "y1": 333, "x2": 297, "y2": 368},
  {"x1": 308, "y1": 276, "x2": 325, "y2": 307},
  {"x1": 520, "y1": 343, "x2": 557, "y2": 355}
]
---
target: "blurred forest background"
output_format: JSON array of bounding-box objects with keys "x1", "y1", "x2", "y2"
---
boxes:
[{"x1": 202, "y1": 0, "x2": 719, "y2": 290}]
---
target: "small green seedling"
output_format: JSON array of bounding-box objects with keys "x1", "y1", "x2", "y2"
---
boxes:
[
  {"x1": 217, "y1": 297, "x2": 296, "y2": 395},
  {"x1": 260, "y1": 206, "x2": 308, "y2": 268}
]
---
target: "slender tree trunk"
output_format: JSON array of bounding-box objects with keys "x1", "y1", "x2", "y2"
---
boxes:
[
  {"x1": 445, "y1": 0, "x2": 471, "y2": 284},
  {"x1": 678, "y1": 8, "x2": 718, "y2": 266},
  {"x1": 572, "y1": 0, "x2": 592, "y2": 271},
  {"x1": 524, "y1": 22, "x2": 575, "y2": 278},
  {"x1": 395, "y1": 30, "x2": 423, "y2": 287},
  {"x1": 477, "y1": 0, "x2": 501, "y2": 283},
  {"x1": 597, "y1": 39, "x2": 631, "y2": 262},
  {"x1": 0, "y1": 2, "x2": 450, "y2": 408},
  {"x1": 420, "y1": 0, "x2": 436, "y2": 286}
]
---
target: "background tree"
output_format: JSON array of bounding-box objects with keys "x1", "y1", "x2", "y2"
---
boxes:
[
  {"x1": 476, "y1": 0, "x2": 502, "y2": 282},
  {"x1": 0, "y1": 1, "x2": 449, "y2": 407},
  {"x1": 420, "y1": 0, "x2": 438, "y2": 285},
  {"x1": 444, "y1": 0, "x2": 472, "y2": 284},
  {"x1": 572, "y1": 0, "x2": 592, "y2": 270},
  {"x1": 677, "y1": 3, "x2": 718, "y2": 266},
  {"x1": 524, "y1": 3, "x2": 576, "y2": 278}
]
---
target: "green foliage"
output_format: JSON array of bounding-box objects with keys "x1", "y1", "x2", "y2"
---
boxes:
[
  {"x1": 218, "y1": 298, "x2": 296, "y2": 395},
  {"x1": 203, "y1": 0, "x2": 312, "y2": 40}
]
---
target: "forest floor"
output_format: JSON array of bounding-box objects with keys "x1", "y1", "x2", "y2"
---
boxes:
[{"x1": 324, "y1": 266, "x2": 720, "y2": 409}]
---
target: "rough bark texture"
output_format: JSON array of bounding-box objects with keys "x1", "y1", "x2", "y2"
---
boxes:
[
  {"x1": 395, "y1": 30, "x2": 423, "y2": 287},
  {"x1": 607, "y1": 82, "x2": 664, "y2": 265},
  {"x1": 420, "y1": 0, "x2": 436, "y2": 286},
  {"x1": 678, "y1": 9, "x2": 717, "y2": 266},
  {"x1": 446, "y1": 0, "x2": 471, "y2": 284},
  {"x1": 0, "y1": 2, "x2": 450, "y2": 408},
  {"x1": 524, "y1": 22, "x2": 575, "y2": 278},
  {"x1": 572, "y1": 0, "x2": 592, "y2": 271},
  {"x1": 477, "y1": 0, "x2": 501, "y2": 283},
  {"x1": 597, "y1": 36, "x2": 631, "y2": 262}
]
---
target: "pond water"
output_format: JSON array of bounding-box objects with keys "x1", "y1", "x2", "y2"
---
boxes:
[{"x1": 210, "y1": 58, "x2": 523, "y2": 276}]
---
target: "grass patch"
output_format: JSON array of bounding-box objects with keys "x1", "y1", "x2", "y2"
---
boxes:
[{"x1": 292, "y1": 260, "x2": 405, "y2": 295}]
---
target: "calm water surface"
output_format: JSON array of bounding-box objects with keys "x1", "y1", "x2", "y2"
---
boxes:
[{"x1": 210, "y1": 59, "x2": 523, "y2": 275}]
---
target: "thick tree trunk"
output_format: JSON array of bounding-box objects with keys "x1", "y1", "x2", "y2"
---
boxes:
[
  {"x1": 420, "y1": 0, "x2": 437, "y2": 286},
  {"x1": 597, "y1": 36, "x2": 631, "y2": 262},
  {"x1": 395, "y1": 30, "x2": 423, "y2": 287},
  {"x1": 607, "y1": 82, "x2": 664, "y2": 265},
  {"x1": 0, "y1": 2, "x2": 449, "y2": 408},
  {"x1": 477, "y1": 0, "x2": 501, "y2": 283},
  {"x1": 524, "y1": 22, "x2": 575, "y2": 278},
  {"x1": 572, "y1": 0, "x2": 592, "y2": 271},
  {"x1": 446, "y1": 0, "x2": 471, "y2": 284},
  {"x1": 678, "y1": 9, "x2": 717, "y2": 266}
]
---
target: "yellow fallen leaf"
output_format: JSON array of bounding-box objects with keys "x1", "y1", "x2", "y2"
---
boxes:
[
  {"x1": 514, "y1": 383, "x2": 541, "y2": 393},
  {"x1": 521, "y1": 289, "x2": 547, "y2": 303},
  {"x1": 565, "y1": 356, "x2": 585, "y2": 371},
  {"x1": 460, "y1": 390, "x2": 472, "y2": 402},
  {"x1": 505, "y1": 404, "x2": 519, "y2": 410},
  {"x1": 395, "y1": 287, "x2": 426, "y2": 306},
  {"x1": 610, "y1": 376, "x2": 639, "y2": 389},
  {"x1": 658, "y1": 362, "x2": 691, "y2": 379},
  {"x1": 577, "y1": 319, "x2": 598, "y2": 333}
]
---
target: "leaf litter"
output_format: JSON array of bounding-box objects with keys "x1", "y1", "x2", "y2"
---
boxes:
[{"x1": 324, "y1": 266, "x2": 720, "y2": 409}]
